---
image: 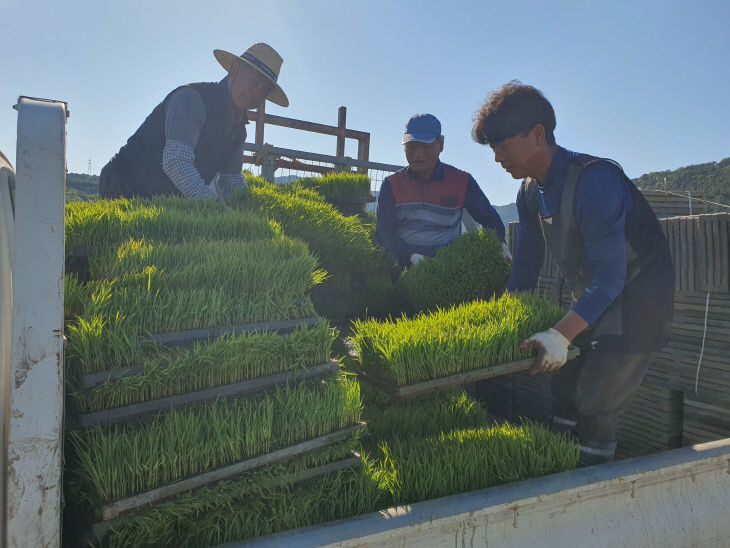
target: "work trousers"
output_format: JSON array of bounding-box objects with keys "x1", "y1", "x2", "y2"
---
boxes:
[{"x1": 550, "y1": 346, "x2": 653, "y2": 465}]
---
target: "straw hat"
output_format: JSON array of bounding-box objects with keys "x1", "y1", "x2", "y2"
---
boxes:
[{"x1": 214, "y1": 43, "x2": 289, "y2": 107}]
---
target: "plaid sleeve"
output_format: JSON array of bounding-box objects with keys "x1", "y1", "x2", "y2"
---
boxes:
[{"x1": 162, "y1": 139, "x2": 216, "y2": 198}]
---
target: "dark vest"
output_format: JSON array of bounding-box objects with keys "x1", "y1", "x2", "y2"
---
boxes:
[
  {"x1": 388, "y1": 165, "x2": 470, "y2": 255},
  {"x1": 109, "y1": 80, "x2": 246, "y2": 198},
  {"x1": 523, "y1": 154, "x2": 674, "y2": 351}
]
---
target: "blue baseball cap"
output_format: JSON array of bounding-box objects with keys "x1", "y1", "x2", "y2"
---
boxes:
[{"x1": 402, "y1": 113, "x2": 442, "y2": 144}]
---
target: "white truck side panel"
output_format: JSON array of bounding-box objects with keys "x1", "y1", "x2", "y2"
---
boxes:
[
  {"x1": 226, "y1": 438, "x2": 730, "y2": 548},
  {"x1": 6, "y1": 98, "x2": 66, "y2": 548},
  {"x1": 0, "y1": 152, "x2": 15, "y2": 547}
]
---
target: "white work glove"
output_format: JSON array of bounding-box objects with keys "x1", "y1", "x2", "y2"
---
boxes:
[
  {"x1": 501, "y1": 243, "x2": 513, "y2": 264},
  {"x1": 520, "y1": 328, "x2": 570, "y2": 374},
  {"x1": 209, "y1": 174, "x2": 233, "y2": 211},
  {"x1": 410, "y1": 253, "x2": 425, "y2": 265}
]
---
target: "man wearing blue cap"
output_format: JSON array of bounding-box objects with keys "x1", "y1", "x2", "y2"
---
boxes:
[{"x1": 376, "y1": 113, "x2": 508, "y2": 268}]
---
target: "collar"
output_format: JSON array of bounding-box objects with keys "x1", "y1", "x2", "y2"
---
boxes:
[
  {"x1": 540, "y1": 146, "x2": 571, "y2": 189},
  {"x1": 405, "y1": 161, "x2": 445, "y2": 182}
]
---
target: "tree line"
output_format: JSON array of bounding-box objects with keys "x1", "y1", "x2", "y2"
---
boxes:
[{"x1": 633, "y1": 157, "x2": 730, "y2": 213}]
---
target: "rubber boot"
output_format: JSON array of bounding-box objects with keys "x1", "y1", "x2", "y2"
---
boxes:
[{"x1": 578, "y1": 441, "x2": 617, "y2": 467}]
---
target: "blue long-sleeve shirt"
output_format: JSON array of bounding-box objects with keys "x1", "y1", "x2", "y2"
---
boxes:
[
  {"x1": 508, "y1": 147, "x2": 633, "y2": 325},
  {"x1": 376, "y1": 162, "x2": 505, "y2": 264}
]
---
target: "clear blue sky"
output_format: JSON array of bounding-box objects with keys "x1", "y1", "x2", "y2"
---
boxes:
[{"x1": 1, "y1": 0, "x2": 729, "y2": 206}]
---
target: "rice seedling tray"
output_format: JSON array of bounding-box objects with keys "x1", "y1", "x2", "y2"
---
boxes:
[
  {"x1": 89, "y1": 451, "x2": 362, "y2": 539},
  {"x1": 360, "y1": 347, "x2": 580, "y2": 399},
  {"x1": 144, "y1": 316, "x2": 321, "y2": 348},
  {"x1": 329, "y1": 196, "x2": 376, "y2": 205},
  {"x1": 96, "y1": 422, "x2": 366, "y2": 521},
  {"x1": 76, "y1": 360, "x2": 340, "y2": 428},
  {"x1": 79, "y1": 316, "x2": 321, "y2": 389}
]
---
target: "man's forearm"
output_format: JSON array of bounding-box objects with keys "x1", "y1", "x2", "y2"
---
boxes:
[
  {"x1": 162, "y1": 140, "x2": 216, "y2": 198},
  {"x1": 553, "y1": 309, "x2": 590, "y2": 343}
]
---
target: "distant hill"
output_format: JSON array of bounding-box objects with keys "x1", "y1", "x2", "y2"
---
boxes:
[
  {"x1": 274, "y1": 174, "x2": 300, "y2": 184},
  {"x1": 494, "y1": 203, "x2": 518, "y2": 225},
  {"x1": 633, "y1": 157, "x2": 730, "y2": 212},
  {"x1": 67, "y1": 172, "x2": 99, "y2": 201}
]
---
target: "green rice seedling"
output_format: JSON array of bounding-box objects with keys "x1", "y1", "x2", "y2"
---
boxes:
[
  {"x1": 102, "y1": 454, "x2": 384, "y2": 548},
  {"x1": 294, "y1": 173, "x2": 372, "y2": 201},
  {"x1": 88, "y1": 235, "x2": 314, "y2": 279},
  {"x1": 398, "y1": 229, "x2": 511, "y2": 312},
  {"x1": 97, "y1": 436, "x2": 362, "y2": 547},
  {"x1": 373, "y1": 421, "x2": 578, "y2": 506},
  {"x1": 351, "y1": 292, "x2": 565, "y2": 385},
  {"x1": 83, "y1": 238, "x2": 324, "y2": 300},
  {"x1": 65, "y1": 197, "x2": 279, "y2": 252},
  {"x1": 65, "y1": 313, "x2": 146, "y2": 375},
  {"x1": 69, "y1": 375, "x2": 361, "y2": 504},
  {"x1": 232, "y1": 185, "x2": 378, "y2": 279},
  {"x1": 361, "y1": 389, "x2": 487, "y2": 443},
  {"x1": 65, "y1": 287, "x2": 317, "y2": 374},
  {"x1": 64, "y1": 273, "x2": 87, "y2": 320},
  {"x1": 99, "y1": 420, "x2": 575, "y2": 547},
  {"x1": 72, "y1": 321, "x2": 336, "y2": 412},
  {"x1": 243, "y1": 173, "x2": 326, "y2": 203}
]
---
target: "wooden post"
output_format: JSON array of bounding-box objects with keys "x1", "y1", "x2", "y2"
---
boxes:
[
  {"x1": 262, "y1": 152, "x2": 277, "y2": 182},
  {"x1": 255, "y1": 101, "x2": 265, "y2": 146},
  {"x1": 336, "y1": 106, "x2": 346, "y2": 159},
  {"x1": 357, "y1": 134, "x2": 370, "y2": 175}
]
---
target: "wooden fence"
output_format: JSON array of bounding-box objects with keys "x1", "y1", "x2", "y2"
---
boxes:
[{"x1": 242, "y1": 104, "x2": 402, "y2": 188}]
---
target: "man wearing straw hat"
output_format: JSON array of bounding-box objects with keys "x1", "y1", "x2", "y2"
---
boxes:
[
  {"x1": 100, "y1": 43, "x2": 288, "y2": 199},
  {"x1": 472, "y1": 82, "x2": 674, "y2": 466}
]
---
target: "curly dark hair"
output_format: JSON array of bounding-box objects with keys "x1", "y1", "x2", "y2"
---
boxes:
[{"x1": 472, "y1": 81, "x2": 556, "y2": 146}]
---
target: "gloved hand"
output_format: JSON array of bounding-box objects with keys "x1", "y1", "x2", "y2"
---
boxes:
[
  {"x1": 501, "y1": 243, "x2": 513, "y2": 264},
  {"x1": 520, "y1": 328, "x2": 570, "y2": 374},
  {"x1": 410, "y1": 253, "x2": 425, "y2": 265},
  {"x1": 209, "y1": 174, "x2": 233, "y2": 211}
]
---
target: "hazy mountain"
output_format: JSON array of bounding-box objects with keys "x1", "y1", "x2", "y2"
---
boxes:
[{"x1": 494, "y1": 203, "x2": 518, "y2": 225}]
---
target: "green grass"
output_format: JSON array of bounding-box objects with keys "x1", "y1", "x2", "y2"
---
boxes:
[
  {"x1": 69, "y1": 374, "x2": 361, "y2": 504},
  {"x1": 71, "y1": 321, "x2": 336, "y2": 412},
  {"x1": 398, "y1": 229, "x2": 511, "y2": 312},
  {"x1": 352, "y1": 292, "x2": 565, "y2": 385}
]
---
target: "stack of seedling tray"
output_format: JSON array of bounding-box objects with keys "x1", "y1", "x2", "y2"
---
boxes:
[
  {"x1": 615, "y1": 381, "x2": 684, "y2": 458},
  {"x1": 234, "y1": 177, "x2": 386, "y2": 324},
  {"x1": 63, "y1": 197, "x2": 364, "y2": 545},
  {"x1": 682, "y1": 399, "x2": 730, "y2": 445},
  {"x1": 647, "y1": 291, "x2": 730, "y2": 406},
  {"x1": 352, "y1": 292, "x2": 575, "y2": 399}
]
